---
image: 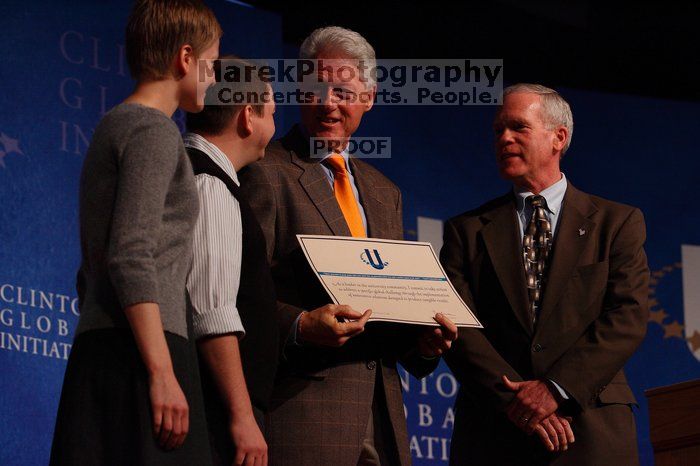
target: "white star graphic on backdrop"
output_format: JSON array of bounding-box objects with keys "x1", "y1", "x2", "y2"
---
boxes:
[{"x1": 0, "y1": 132, "x2": 23, "y2": 168}]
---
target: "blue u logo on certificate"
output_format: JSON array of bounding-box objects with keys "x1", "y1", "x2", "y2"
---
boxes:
[{"x1": 361, "y1": 248, "x2": 389, "y2": 270}]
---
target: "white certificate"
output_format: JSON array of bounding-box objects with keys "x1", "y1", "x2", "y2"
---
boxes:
[{"x1": 296, "y1": 235, "x2": 482, "y2": 328}]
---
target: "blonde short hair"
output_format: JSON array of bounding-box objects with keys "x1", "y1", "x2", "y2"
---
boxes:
[{"x1": 125, "y1": 0, "x2": 222, "y2": 81}]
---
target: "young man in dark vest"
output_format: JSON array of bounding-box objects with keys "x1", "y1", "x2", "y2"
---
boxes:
[{"x1": 184, "y1": 57, "x2": 277, "y2": 466}]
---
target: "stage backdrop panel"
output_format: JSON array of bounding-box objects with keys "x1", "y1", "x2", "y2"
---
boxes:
[{"x1": 1, "y1": 1, "x2": 699, "y2": 465}]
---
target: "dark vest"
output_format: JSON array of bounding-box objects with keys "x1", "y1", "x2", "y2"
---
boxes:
[{"x1": 187, "y1": 147, "x2": 278, "y2": 411}]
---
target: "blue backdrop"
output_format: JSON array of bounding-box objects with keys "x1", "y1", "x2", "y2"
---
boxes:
[{"x1": 1, "y1": 1, "x2": 698, "y2": 465}]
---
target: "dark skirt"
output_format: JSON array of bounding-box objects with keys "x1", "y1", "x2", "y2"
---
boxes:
[{"x1": 49, "y1": 324, "x2": 212, "y2": 466}]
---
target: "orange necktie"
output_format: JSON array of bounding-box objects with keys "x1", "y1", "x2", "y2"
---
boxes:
[{"x1": 325, "y1": 154, "x2": 366, "y2": 237}]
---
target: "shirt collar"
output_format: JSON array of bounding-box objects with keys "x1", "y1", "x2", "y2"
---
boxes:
[
  {"x1": 182, "y1": 132, "x2": 240, "y2": 186},
  {"x1": 515, "y1": 173, "x2": 568, "y2": 215},
  {"x1": 299, "y1": 123, "x2": 353, "y2": 168},
  {"x1": 320, "y1": 149, "x2": 351, "y2": 168}
]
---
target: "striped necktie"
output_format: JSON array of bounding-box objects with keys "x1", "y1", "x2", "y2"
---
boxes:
[{"x1": 523, "y1": 195, "x2": 552, "y2": 324}]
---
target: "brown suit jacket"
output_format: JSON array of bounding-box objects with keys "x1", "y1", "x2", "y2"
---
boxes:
[
  {"x1": 441, "y1": 183, "x2": 649, "y2": 466},
  {"x1": 239, "y1": 125, "x2": 434, "y2": 466}
]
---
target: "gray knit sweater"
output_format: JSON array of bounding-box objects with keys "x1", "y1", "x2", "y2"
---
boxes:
[{"x1": 75, "y1": 103, "x2": 199, "y2": 339}]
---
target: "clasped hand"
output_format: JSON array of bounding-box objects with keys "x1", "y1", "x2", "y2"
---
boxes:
[{"x1": 502, "y1": 376, "x2": 575, "y2": 452}]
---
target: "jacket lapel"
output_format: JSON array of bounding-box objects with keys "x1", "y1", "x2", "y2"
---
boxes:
[
  {"x1": 536, "y1": 184, "x2": 597, "y2": 326},
  {"x1": 480, "y1": 194, "x2": 534, "y2": 336},
  {"x1": 350, "y1": 158, "x2": 387, "y2": 239},
  {"x1": 283, "y1": 125, "x2": 351, "y2": 237}
]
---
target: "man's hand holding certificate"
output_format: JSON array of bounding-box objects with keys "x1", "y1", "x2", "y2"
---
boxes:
[
  {"x1": 296, "y1": 235, "x2": 482, "y2": 328},
  {"x1": 296, "y1": 304, "x2": 373, "y2": 347}
]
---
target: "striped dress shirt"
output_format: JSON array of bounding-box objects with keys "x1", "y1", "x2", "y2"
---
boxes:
[{"x1": 184, "y1": 132, "x2": 245, "y2": 339}]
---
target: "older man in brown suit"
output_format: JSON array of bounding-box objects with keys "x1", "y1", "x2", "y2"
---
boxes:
[
  {"x1": 441, "y1": 83, "x2": 649, "y2": 465},
  {"x1": 239, "y1": 26, "x2": 457, "y2": 466}
]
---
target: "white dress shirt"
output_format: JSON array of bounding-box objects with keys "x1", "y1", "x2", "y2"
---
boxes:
[{"x1": 184, "y1": 132, "x2": 245, "y2": 339}]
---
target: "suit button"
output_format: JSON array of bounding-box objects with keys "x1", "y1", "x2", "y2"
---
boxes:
[
  {"x1": 532, "y1": 344, "x2": 543, "y2": 353},
  {"x1": 367, "y1": 361, "x2": 377, "y2": 370}
]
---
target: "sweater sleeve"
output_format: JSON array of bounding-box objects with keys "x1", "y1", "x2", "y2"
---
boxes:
[{"x1": 106, "y1": 118, "x2": 181, "y2": 309}]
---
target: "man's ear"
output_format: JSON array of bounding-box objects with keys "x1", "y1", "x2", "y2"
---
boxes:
[
  {"x1": 237, "y1": 105, "x2": 254, "y2": 137},
  {"x1": 552, "y1": 125, "x2": 568, "y2": 152},
  {"x1": 363, "y1": 85, "x2": 377, "y2": 112},
  {"x1": 174, "y1": 44, "x2": 194, "y2": 79}
]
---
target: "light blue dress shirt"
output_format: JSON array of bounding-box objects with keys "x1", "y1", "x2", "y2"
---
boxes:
[
  {"x1": 513, "y1": 173, "x2": 571, "y2": 400},
  {"x1": 319, "y1": 150, "x2": 368, "y2": 234},
  {"x1": 514, "y1": 173, "x2": 568, "y2": 241}
]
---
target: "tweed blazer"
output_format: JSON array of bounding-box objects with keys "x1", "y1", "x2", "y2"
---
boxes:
[{"x1": 239, "y1": 125, "x2": 434, "y2": 466}]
